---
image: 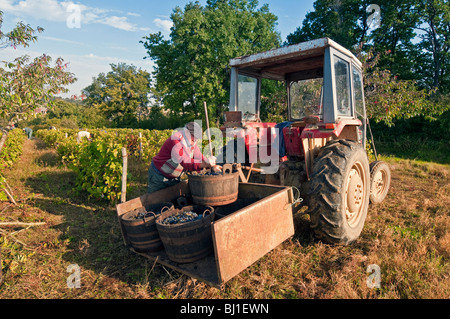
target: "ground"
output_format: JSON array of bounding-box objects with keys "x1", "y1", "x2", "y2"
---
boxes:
[{"x1": 0, "y1": 138, "x2": 449, "y2": 299}]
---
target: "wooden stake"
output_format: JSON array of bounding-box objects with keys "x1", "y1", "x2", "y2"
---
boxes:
[
  {"x1": 121, "y1": 147, "x2": 128, "y2": 203},
  {"x1": 139, "y1": 132, "x2": 143, "y2": 160},
  {"x1": 2, "y1": 188, "x2": 16, "y2": 205},
  {"x1": 0, "y1": 130, "x2": 8, "y2": 154},
  {"x1": 203, "y1": 101, "x2": 213, "y2": 158},
  {"x1": 0, "y1": 222, "x2": 46, "y2": 227}
]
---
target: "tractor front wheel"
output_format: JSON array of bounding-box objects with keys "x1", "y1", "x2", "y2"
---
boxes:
[
  {"x1": 308, "y1": 140, "x2": 370, "y2": 245},
  {"x1": 369, "y1": 161, "x2": 391, "y2": 204}
]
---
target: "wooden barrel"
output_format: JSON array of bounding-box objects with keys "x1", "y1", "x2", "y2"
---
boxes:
[
  {"x1": 187, "y1": 169, "x2": 239, "y2": 206},
  {"x1": 156, "y1": 205, "x2": 215, "y2": 263},
  {"x1": 121, "y1": 202, "x2": 174, "y2": 253}
]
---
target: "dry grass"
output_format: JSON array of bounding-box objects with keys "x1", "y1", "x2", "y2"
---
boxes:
[{"x1": 0, "y1": 139, "x2": 449, "y2": 299}]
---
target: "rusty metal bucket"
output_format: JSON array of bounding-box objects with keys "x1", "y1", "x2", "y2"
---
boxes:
[
  {"x1": 120, "y1": 202, "x2": 174, "y2": 253},
  {"x1": 156, "y1": 205, "x2": 215, "y2": 263},
  {"x1": 187, "y1": 165, "x2": 239, "y2": 206}
]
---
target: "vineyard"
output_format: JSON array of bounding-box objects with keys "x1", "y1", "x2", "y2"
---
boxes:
[
  {"x1": 0, "y1": 129, "x2": 26, "y2": 202},
  {"x1": 35, "y1": 128, "x2": 173, "y2": 203},
  {"x1": 0, "y1": 0, "x2": 448, "y2": 302},
  {"x1": 0, "y1": 125, "x2": 448, "y2": 300}
]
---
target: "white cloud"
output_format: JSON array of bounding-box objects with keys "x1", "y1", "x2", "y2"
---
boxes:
[
  {"x1": 98, "y1": 15, "x2": 138, "y2": 32},
  {"x1": 0, "y1": 0, "x2": 144, "y2": 32},
  {"x1": 40, "y1": 36, "x2": 84, "y2": 46},
  {"x1": 153, "y1": 18, "x2": 173, "y2": 33},
  {"x1": 0, "y1": 0, "x2": 80, "y2": 22},
  {"x1": 127, "y1": 12, "x2": 140, "y2": 17}
]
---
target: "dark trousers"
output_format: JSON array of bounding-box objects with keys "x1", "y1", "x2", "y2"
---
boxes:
[{"x1": 147, "y1": 164, "x2": 181, "y2": 194}]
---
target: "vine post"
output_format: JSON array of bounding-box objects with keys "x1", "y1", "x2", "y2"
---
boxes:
[
  {"x1": 121, "y1": 147, "x2": 128, "y2": 203},
  {"x1": 139, "y1": 132, "x2": 143, "y2": 160},
  {"x1": 0, "y1": 130, "x2": 8, "y2": 154}
]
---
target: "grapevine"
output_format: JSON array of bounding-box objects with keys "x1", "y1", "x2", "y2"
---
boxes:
[{"x1": 36, "y1": 128, "x2": 174, "y2": 203}]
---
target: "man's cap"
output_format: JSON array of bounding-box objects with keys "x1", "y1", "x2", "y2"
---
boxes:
[{"x1": 185, "y1": 121, "x2": 203, "y2": 140}]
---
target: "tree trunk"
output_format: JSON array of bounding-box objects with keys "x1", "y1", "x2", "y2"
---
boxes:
[{"x1": 0, "y1": 130, "x2": 8, "y2": 154}]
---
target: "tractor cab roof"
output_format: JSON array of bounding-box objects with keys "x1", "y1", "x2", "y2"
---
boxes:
[{"x1": 230, "y1": 37, "x2": 362, "y2": 81}]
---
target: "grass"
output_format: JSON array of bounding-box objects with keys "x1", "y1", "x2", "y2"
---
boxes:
[{"x1": 0, "y1": 138, "x2": 449, "y2": 299}]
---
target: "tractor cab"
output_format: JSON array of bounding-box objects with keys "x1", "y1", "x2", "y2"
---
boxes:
[
  {"x1": 224, "y1": 38, "x2": 367, "y2": 175},
  {"x1": 228, "y1": 37, "x2": 365, "y2": 130}
]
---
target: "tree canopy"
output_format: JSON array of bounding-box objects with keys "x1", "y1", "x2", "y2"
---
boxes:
[
  {"x1": 141, "y1": 0, "x2": 281, "y2": 124},
  {"x1": 82, "y1": 63, "x2": 152, "y2": 127},
  {"x1": 0, "y1": 11, "x2": 76, "y2": 125},
  {"x1": 286, "y1": 0, "x2": 449, "y2": 94},
  {"x1": 286, "y1": 0, "x2": 449, "y2": 124}
]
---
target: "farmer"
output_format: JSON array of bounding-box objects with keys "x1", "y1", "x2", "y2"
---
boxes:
[
  {"x1": 148, "y1": 121, "x2": 221, "y2": 194},
  {"x1": 23, "y1": 127, "x2": 33, "y2": 139}
]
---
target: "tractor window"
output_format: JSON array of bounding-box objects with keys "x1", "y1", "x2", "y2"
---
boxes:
[
  {"x1": 289, "y1": 78, "x2": 323, "y2": 120},
  {"x1": 238, "y1": 74, "x2": 258, "y2": 121},
  {"x1": 334, "y1": 56, "x2": 352, "y2": 117},
  {"x1": 352, "y1": 66, "x2": 364, "y2": 120}
]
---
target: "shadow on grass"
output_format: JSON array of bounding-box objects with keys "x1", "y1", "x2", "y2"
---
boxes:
[
  {"x1": 33, "y1": 138, "x2": 51, "y2": 151},
  {"x1": 26, "y1": 170, "x2": 77, "y2": 201},
  {"x1": 34, "y1": 150, "x2": 61, "y2": 167},
  {"x1": 32, "y1": 197, "x2": 149, "y2": 284},
  {"x1": 374, "y1": 138, "x2": 450, "y2": 165},
  {"x1": 24, "y1": 166, "x2": 169, "y2": 287}
]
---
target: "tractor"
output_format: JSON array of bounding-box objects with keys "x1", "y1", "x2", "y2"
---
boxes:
[{"x1": 218, "y1": 38, "x2": 391, "y2": 245}]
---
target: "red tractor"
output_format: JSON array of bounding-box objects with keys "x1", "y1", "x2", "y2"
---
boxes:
[{"x1": 220, "y1": 38, "x2": 391, "y2": 245}]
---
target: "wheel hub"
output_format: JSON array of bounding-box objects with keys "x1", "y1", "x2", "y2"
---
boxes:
[
  {"x1": 345, "y1": 165, "x2": 365, "y2": 227},
  {"x1": 373, "y1": 170, "x2": 385, "y2": 196}
]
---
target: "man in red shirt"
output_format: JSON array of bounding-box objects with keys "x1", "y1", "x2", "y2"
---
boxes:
[{"x1": 148, "y1": 121, "x2": 219, "y2": 193}]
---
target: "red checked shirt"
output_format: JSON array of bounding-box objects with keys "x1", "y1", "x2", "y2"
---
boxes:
[{"x1": 151, "y1": 130, "x2": 206, "y2": 179}]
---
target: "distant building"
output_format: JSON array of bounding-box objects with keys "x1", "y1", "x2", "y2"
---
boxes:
[{"x1": 35, "y1": 107, "x2": 48, "y2": 115}]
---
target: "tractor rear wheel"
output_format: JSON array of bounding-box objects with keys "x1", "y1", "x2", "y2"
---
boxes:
[{"x1": 307, "y1": 140, "x2": 370, "y2": 245}]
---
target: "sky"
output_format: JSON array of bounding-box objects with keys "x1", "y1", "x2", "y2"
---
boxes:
[{"x1": 0, "y1": 0, "x2": 315, "y2": 98}]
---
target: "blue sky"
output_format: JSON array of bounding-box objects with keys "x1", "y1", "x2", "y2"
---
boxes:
[{"x1": 0, "y1": 0, "x2": 315, "y2": 97}]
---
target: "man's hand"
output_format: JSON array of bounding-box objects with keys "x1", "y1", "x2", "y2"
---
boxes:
[
  {"x1": 207, "y1": 156, "x2": 216, "y2": 167},
  {"x1": 212, "y1": 165, "x2": 222, "y2": 173},
  {"x1": 200, "y1": 156, "x2": 217, "y2": 169}
]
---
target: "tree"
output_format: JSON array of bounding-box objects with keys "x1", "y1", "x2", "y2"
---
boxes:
[
  {"x1": 414, "y1": 0, "x2": 450, "y2": 93},
  {"x1": 286, "y1": 0, "x2": 424, "y2": 80},
  {"x1": 368, "y1": 0, "x2": 422, "y2": 81},
  {"x1": 0, "y1": 10, "x2": 43, "y2": 49},
  {"x1": 286, "y1": 0, "x2": 369, "y2": 49},
  {"x1": 141, "y1": 0, "x2": 280, "y2": 124},
  {"x1": 82, "y1": 63, "x2": 152, "y2": 127},
  {"x1": 0, "y1": 12, "x2": 76, "y2": 125},
  {"x1": 286, "y1": 0, "x2": 448, "y2": 125},
  {"x1": 359, "y1": 49, "x2": 433, "y2": 126},
  {"x1": 48, "y1": 98, "x2": 107, "y2": 129},
  {"x1": 0, "y1": 55, "x2": 76, "y2": 124}
]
